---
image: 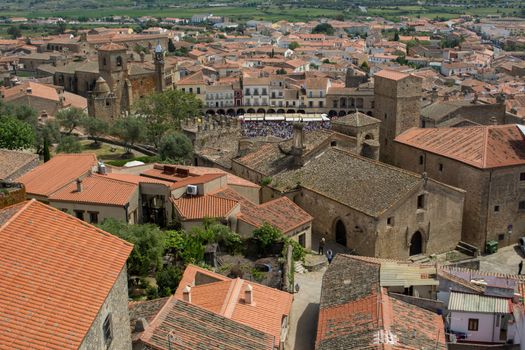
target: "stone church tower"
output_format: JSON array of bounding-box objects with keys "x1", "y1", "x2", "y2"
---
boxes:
[
  {"x1": 154, "y1": 42, "x2": 165, "y2": 92},
  {"x1": 374, "y1": 70, "x2": 422, "y2": 164},
  {"x1": 88, "y1": 43, "x2": 132, "y2": 120}
]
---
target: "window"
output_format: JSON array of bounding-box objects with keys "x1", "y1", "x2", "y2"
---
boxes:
[
  {"x1": 116, "y1": 56, "x2": 122, "y2": 67},
  {"x1": 197, "y1": 87, "x2": 201, "y2": 94},
  {"x1": 384, "y1": 113, "x2": 387, "y2": 119},
  {"x1": 468, "y1": 318, "x2": 479, "y2": 331},
  {"x1": 89, "y1": 212, "x2": 99, "y2": 224},
  {"x1": 387, "y1": 216, "x2": 395, "y2": 226},
  {"x1": 494, "y1": 205, "x2": 500, "y2": 212},
  {"x1": 417, "y1": 194, "x2": 426, "y2": 209},
  {"x1": 319, "y1": 101, "x2": 323, "y2": 108},
  {"x1": 439, "y1": 163, "x2": 444, "y2": 172},
  {"x1": 521, "y1": 172, "x2": 525, "y2": 181},
  {"x1": 189, "y1": 88, "x2": 193, "y2": 93},
  {"x1": 103, "y1": 314, "x2": 113, "y2": 347},
  {"x1": 74, "y1": 210, "x2": 84, "y2": 220},
  {"x1": 520, "y1": 201, "x2": 525, "y2": 210},
  {"x1": 419, "y1": 155, "x2": 424, "y2": 165},
  {"x1": 103, "y1": 57, "x2": 107, "y2": 66},
  {"x1": 309, "y1": 101, "x2": 313, "y2": 107},
  {"x1": 498, "y1": 233, "x2": 505, "y2": 241}
]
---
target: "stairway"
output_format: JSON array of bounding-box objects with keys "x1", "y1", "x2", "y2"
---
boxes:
[
  {"x1": 409, "y1": 254, "x2": 430, "y2": 264},
  {"x1": 294, "y1": 260, "x2": 306, "y2": 274}
]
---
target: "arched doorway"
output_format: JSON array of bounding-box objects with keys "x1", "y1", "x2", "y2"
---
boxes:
[
  {"x1": 338, "y1": 110, "x2": 346, "y2": 117},
  {"x1": 237, "y1": 108, "x2": 246, "y2": 115},
  {"x1": 410, "y1": 231, "x2": 423, "y2": 256},
  {"x1": 217, "y1": 109, "x2": 225, "y2": 115},
  {"x1": 247, "y1": 108, "x2": 256, "y2": 113},
  {"x1": 328, "y1": 110, "x2": 337, "y2": 117},
  {"x1": 286, "y1": 109, "x2": 296, "y2": 114},
  {"x1": 277, "y1": 109, "x2": 285, "y2": 114},
  {"x1": 267, "y1": 109, "x2": 276, "y2": 114},
  {"x1": 335, "y1": 220, "x2": 347, "y2": 247},
  {"x1": 256, "y1": 108, "x2": 266, "y2": 114},
  {"x1": 227, "y1": 109, "x2": 235, "y2": 116}
]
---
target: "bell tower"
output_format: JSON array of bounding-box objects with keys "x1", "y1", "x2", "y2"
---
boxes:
[
  {"x1": 97, "y1": 43, "x2": 128, "y2": 116},
  {"x1": 154, "y1": 42, "x2": 165, "y2": 92}
]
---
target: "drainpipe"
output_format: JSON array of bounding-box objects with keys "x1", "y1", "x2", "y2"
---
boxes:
[
  {"x1": 484, "y1": 170, "x2": 493, "y2": 252},
  {"x1": 124, "y1": 203, "x2": 130, "y2": 223}
]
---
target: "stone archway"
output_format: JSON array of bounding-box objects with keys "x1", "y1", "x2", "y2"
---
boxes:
[
  {"x1": 286, "y1": 109, "x2": 296, "y2": 114},
  {"x1": 334, "y1": 219, "x2": 347, "y2": 247},
  {"x1": 256, "y1": 108, "x2": 266, "y2": 114},
  {"x1": 338, "y1": 110, "x2": 346, "y2": 117},
  {"x1": 206, "y1": 110, "x2": 215, "y2": 115},
  {"x1": 237, "y1": 108, "x2": 246, "y2": 115},
  {"x1": 328, "y1": 110, "x2": 337, "y2": 117},
  {"x1": 277, "y1": 109, "x2": 285, "y2": 114},
  {"x1": 247, "y1": 108, "x2": 256, "y2": 113},
  {"x1": 410, "y1": 231, "x2": 423, "y2": 256},
  {"x1": 227, "y1": 109, "x2": 235, "y2": 116},
  {"x1": 267, "y1": 108, "x2": 276, "y2": 114},
  {"x1": 217, "y1": 109, "x2": 226, "y2": 115}
]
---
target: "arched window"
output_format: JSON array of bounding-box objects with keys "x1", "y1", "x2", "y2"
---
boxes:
[
  {"x1": 103, "y1": 57, "x2": 107, "y2": 66},
  {"x1": 116, "y1": 56, "x2": 122, "y2": 67}
]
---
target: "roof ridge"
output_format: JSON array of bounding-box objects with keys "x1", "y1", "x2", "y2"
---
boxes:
[
  {"x1": 221, "y1": 278, "x2": 244, "y2": 319},
  {"x1": 481, "y1": 125, "x2": 490, "y2": 168},
  {"x1": 0, "y1": 199, "x2": 34, "y2": 233}
]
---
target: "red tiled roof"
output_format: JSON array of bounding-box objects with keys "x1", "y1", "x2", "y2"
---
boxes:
[
  {"x1": 173, "y1": 194, "x2": 239, "y2": 220},
  {"x1": 0, "y1": 200, "x2": 132, "y2": 349},
  {"x1": 18, "y1": 153, "x2": 97, "y2": 197},
  {"x1": 104, "y1": 172, "x2": 173, "y2": 186},
  {"x1": 174, "y1": 265, "x2": 293, "y2": 347},
  {"x1": 141, "y1": 166, "x2": 225, "y2": 189},
  {"x1": 374, "y1": 69, "x2": 410, "y2": 81},
  {"x1": 214, "y1": 188, "x2": 312, "y2": 234},
  {"x1": 395, "y1": 124, "x2": 525, "y2": 169},
  {"x1": 48, "y1": 174, "x2": 138, "y2": 206},
  {"x1": 98, "y1": 42, "x2": 126, "y2": 51}
]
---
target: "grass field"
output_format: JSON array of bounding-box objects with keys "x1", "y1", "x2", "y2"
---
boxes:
[{"x1": 0, "y1": 4, "x2": 519, "y2": 22}]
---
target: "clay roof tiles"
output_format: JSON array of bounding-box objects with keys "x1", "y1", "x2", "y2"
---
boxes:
[
  {"x1": 17, "y1": 153, "x2": 98, "y2": 197},
  {"x1": 0, "y1": 149, "x2": 38, "y2": 180},
  {"x1": 173, "y1": 194, "x2": 239, "y2": 220},
  {"x1": 0, "y1": 200, "x2": 132, "y2": 349},
  {"x1": 172, "y1": 264, "x2": 293, "y2": 348},
  {"x1": 48, "y1": 173, "x2": 138, "y2": 206},
  {"x1": 395, "y1": 124, "x2": 525, "y2": 169},
  {"x1": 374, "y1": 69, "x2": 410, "y2": 81}
]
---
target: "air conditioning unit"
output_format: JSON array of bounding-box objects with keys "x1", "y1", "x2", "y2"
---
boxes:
[{"x1": 186, "y1": 185, "x2": 198, "y2": 196}]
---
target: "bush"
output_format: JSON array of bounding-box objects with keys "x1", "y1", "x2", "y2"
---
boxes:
[
  {"x1": 159, "y1": 132, "x2": 193, "y2": 164},
  {"x1": 156, "y1": 265, "x2": 182, "y2": 297},
  {"x1": 56, "y1": 135, "x2": 82, "y2": 154},
  {"x1": 253, "y1": 223, "x2": 283, "y2": 254}
]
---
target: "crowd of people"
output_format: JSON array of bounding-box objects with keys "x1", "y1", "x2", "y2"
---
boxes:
[{"x1": 240, "y1": 120, "x2": 332, "y2": 139}]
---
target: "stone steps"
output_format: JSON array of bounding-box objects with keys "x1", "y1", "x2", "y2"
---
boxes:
[
  {"x1": 409, "y1": 254, "x2": 430, "y2": 264},
  {"x1": 294, "y1": 261, "x2": 307, "y2": 274}
]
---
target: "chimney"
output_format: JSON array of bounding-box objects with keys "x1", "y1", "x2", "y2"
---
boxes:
[
  {"x1": 291, "y1": 123, "x2": 305, "y2": 166},
  {"x1": 182, "y1": 285, "x2": 191, "y2": 303},
  {"x1": 76, "y1": 178, "x2": 83, "y2": 192},
  {"x1": 134, "y1": 317, "x2": 148, "y2": 332},
  {"x1": 245, "y1": 284, "x2": 253, "y2": 305},
  {"x1": 26, "y1": 87, "x2": 32, "y2": 94},
  {"x1": 490, "y1": 116, "x2": 498, "y2": 125}
]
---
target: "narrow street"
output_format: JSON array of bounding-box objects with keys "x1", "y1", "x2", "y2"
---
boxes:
[{"x1": 285, "y1": 266, "x2": 326, "y2": 350}]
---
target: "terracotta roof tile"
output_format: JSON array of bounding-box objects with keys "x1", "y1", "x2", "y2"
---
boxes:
[
  {"x1": 395, "y1": 124, "x2": 525, "y2": 169},
  {"x1": 0, "y1": 149, "x2": 38, "y2": 180},
  {"x1": 173, "y1": 194, "x2": 239, "y2": 220},
  {"x1": 174, "y1": 264, "x2": 293, "y2": 347},
  {"x1": 48, "y1": 174, "x2": 138, "y2": 206},
  {"x1": 0, "y1": 200, "x2": 132, "y2": 349},
  {"x1": 140, "y1": 298, "x2": 274, "y2": 350},
  {"x1": 18, "y1": 153, "x2": 97, "y2": 197},
  {"x1": 374, "y1": 69, "x2": 410, "y2": 81}
]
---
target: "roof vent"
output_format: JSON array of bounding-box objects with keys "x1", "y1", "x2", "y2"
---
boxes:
[
  {"x1": 245, "y1": 284, "x2": 254, "y2": 305},
  {"x1": 182, "y1": 285, "x2": 191, "y2": 303},
  {"x1": 76, "y1": 178, "x2": 83, "y2": 192},
  {"x1": 373, "y1": 329, "x2": 398, "y2": 345}
]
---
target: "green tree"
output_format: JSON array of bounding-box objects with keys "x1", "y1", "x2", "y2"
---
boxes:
[
  {"x1": 360, "y1": 60, "x2": 370, "y2": 73},
  {"x1": 112, "y1": 115, "x2": 146, "y2": 153},
  {"x1": 98, "y1": 219, "x2": 165, "y2": 276},
  {"x1": 81, "y1": 116, "x2": 108, "y2": 147},
  {"x1": 43, "y1": 138, "x2": 51, "y2": 162},
  {"x1": 288, "y1": 41, "x2": 300, "y2": 50},
  {"x1": 167, "y1": 38, "x2": 176, "y2": 53},
  {"x1": 394, "y1": 31, "x2": 400, "y2": 41},
  {"x1": 311, "y1": 23, "x2": 335, "y2": 35},
  {"x1": 133, "y1": 89, "x2": 202, "y2": 146},
  {"x1": 156, "y1": 265, "x2": 182, "y2": 297},
  {"x1": 56, "y1": 135, "x2": 82, "y2": 153},
  {"x1": 0, "y1": 116, "x2": 35, "y2": 150},
  {"x1": 276, "y1": 68, "x2": 287, "y2": 74},
  {"x1": 7, "y1": 26, "x2": 21, "y2": 39},
  {"x1": 56, "y1": 107, "x2": 85, "y2": 135},
  {"x1": 158, "y1": 132, "x2": 193, "y2": 164},
  {"x1": 55, "y1": 22, "x2": 67, "y2": 35},
  {"x1": 35, "y1": 120, "x2": 61, "y2": 155},
  {"x1": 253, "y1": 223, "x2": 283, "y2": 254}
]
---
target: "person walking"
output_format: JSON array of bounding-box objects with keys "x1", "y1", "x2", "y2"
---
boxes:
[
  {"x1": 318, "y1": 237, "x2": 325, "y2": 255},
  {"x1": 326, "y1": 249, "x2": 333, "y2": 264},
  {"x1": 519, "y1": 260, "x2": 523, "y2": 275}
]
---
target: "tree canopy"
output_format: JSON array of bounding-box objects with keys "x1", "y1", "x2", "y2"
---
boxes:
[
  {"x1": 111, "y1": 115, "x2": 146, "y2": 153},
  {"x1": 158, "y1": 132, "x2": 194, "y2": 164},
  {"x1": 311, "y1": 23, "x2": 335, "y2": 35},
  {"x1": 0, "y1": 116, "x2": 35, "y2": 150},
  {"x1": 56, "y1": 135, "x2": 82, "y2": 153},
  {"x1": 81, "y1": 116, "x2": 108, "y2": 145},
  {"x1": 132, "y1": 89, "x2": 202, "y2": 147},
  {"x1": 56, "y1": 107, "x2": 85, "y2": 135}
]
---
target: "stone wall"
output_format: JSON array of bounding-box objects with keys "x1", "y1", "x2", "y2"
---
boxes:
[
  {"x1": 79, "y1": 267, "x2": 132, "y2": 350},
  {"x1": 395, "y1": 141, "x2": 525, "y2": 249}
]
